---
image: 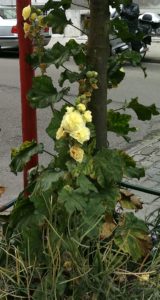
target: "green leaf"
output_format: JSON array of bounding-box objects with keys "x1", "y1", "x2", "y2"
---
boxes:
[
  {"x1": 46, "y1": 106, "x2": 67, "y2": 140},
  {"x1": 125, "y1": 165, "x2": 145, "y2": 179},
  {"x1": 48, "y1": 43, "x2": 70, "y2": 67},
  {"x1": 107, "y1": 109, "x2": 136, "y2": 136},
  {"x1": 76, "y1": 175, "x2": 98, "y2": 194},
  {"x1": 27, "y1": 40, "x2": 86, "y2": 69},
  {"x1": 118, "y1": 150, "x2": 145, "y2": 179},
  {"x1": 29, "y1": 169, "x2": 64, "y2": 216},
  {"x1": 58, "y1": 186, "x2": 88, "y2": 214},
  {"x1": 108, "y1": 65, "x2": 125, "y2": 87},
  {"x1": 127, "y1": 98, "x2": 159, "y2": 120},
  {"x1": 65, "y1": 39, "x2": 86, "y2": 65},
  {"x1": 28, "y1": 75, "x2": 69, "y2": 108},
  {"x1": 33, "y1": 169, "x2": 64, "y2": 193},
  {"x1": 59, "y1": 70, "x2": 82, "y2": 87},
  {"x1": 93, "y1": 149, "x2": 123, "y2": 187},
  {"x1": 114, "y1": 212, "x2": 152, "y2": 261},
  {"x1": 8, "y1": 196, "x2": 32, "y2": 229},
  {"x1": 54, "y1": 139, "x2": 70, "y2": 168},
  {"x1": 45, "y1": 8, "x2": 72, "y2": 34},
  {"x1": 81, "y1": 197, "x2": 105, "y2": 239},
  {"x1": 10, "y1": 141, "x2": 44, "y2": 174},
  {"x1": 90, "y1": 186, "x2": 120, "y2": 214}
]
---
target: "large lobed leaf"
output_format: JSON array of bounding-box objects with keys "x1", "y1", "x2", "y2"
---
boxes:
[
  {"x1": 10, "y1": 141, "x2": 44, "y2": 174},
  {"x1": 28, "y1": 75, "x2": 69, "y2": 108},
  {"x1": 114, "y1": 212, "x2": 152, "y2": 261},
  {"x1": 27, "y1": 40, "x2": 86, "y2": 71},
  {"x1": 118, "y1": 150, "x2": 145, "y2": 179},
  {"x1": 44, "y1": 8, "x2": 72, "y2": 34},
  {"x1": 93, "y1": 148, "x2": 123, "y2": 187},
  {"x1": 127, "y1": 98, "x2": 159, "y2": 120},
  {"x1": 107, "y1": 109, "x2": 136, "y2": 136}
]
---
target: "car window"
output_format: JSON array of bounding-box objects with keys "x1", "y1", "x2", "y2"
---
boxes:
[{"x1": 0, "y1": 8, "x2": 16, "y2": 19}]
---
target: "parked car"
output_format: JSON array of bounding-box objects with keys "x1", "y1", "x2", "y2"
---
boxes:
[{"x1": 0, "y1": 6, "x2": 51, "y2": 51}]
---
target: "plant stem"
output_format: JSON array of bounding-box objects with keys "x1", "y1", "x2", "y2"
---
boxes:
[{"x1": 43, "y1": 149, "x2": 55, "y2": 157}]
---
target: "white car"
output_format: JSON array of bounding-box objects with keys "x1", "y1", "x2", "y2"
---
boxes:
[{"x1": 0, "y1": 6, "x2": 51, "y2": 50}]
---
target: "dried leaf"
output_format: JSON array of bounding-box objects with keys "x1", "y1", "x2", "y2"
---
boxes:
[
  {"x1": 0, "y1": 186, "x2": 5, "y2": 197},
  {"x1": 130, "y1": 195, "x2": 143, "y2": 210},
  {"x1": 120, "y1": 188, "x2": 133, "y2": 197},
  {"x1": 100, "y1": 215, "x2": 116, "y2": 239},
  {"x1": 119, "y1": 189, "x2": 143, "y2": 211}
]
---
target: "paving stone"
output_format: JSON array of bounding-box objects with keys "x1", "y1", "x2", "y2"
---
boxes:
[
  {"x1": 133, "y1": 155, "x2": 145, "y2": 162},
  {"x1": 151, "y1": 175, "x2": 160, "y2": 183},
  {"x1": 145, "y1": 167, "x2": 160, "y2": 177},
  {"x1": 140, "y1": 146, "x2": 159, "y2": 155},
  {"x1": 151, "y1": 162, "x2": 160, "y2": 169},
  {"x1": 140, "y1": 159, "x2": 153, "y2": 169}
]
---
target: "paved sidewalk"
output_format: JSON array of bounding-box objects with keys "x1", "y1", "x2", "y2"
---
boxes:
[
  {"x1": 145, "y1": 38, "x2": 160, "y2": 63},
  {"x1": 126, "y1": 132, "x2": 160, "y2": 219}
]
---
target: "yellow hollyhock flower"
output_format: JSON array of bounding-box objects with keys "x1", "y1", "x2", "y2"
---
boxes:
[
  {"x1": 61, "y1": 110, "x2": 85, "y2": 133},
  {"x1": 22, "y1": 5, "x2": 31, "y2": 20},
  {"x1": 70, "y1": 127, "x2": 90, "y2": 144},
  {"x1": 70, "y1": 145, "x2": 84, "y2": 163},
  {"x1": 83, "y1": 110, "x2": 92, "y2": 123},
  {"x1": 56, "y1": 106, "x2": 91, "y2": 144}
]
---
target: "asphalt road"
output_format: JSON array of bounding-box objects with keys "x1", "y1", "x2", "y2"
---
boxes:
[{"x1": 0, "y1": 43, "x2": 160, "y2": 204}]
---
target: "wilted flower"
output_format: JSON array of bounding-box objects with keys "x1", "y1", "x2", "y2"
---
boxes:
[
  {"x1": 139, "y1": 273, "x2": 150, "y2": 282},
  {"x1": 22, "y1": 5, "x2": 31, "y2": 20},
  {"x1": 70, "y1": 145, "x2": 84, "y2": 163},
  {"x1": 30, "y1": 13, "x2": 37, "y2": 21},
  {"x1": 37, "y1": 15, "x2": 44, "y2": 27},
  {"x1": 23, "y1": 22, "x2": 31, "y2": 35}
]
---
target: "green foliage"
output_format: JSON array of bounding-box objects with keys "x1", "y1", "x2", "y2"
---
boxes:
[{"x1": 2, "y1": 0, "x2": 160, "y2": 298}]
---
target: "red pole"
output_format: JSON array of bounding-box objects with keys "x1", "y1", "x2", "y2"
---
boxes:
[{"x1": 17, "y1": 0, "x2": 38, "y2": 188}]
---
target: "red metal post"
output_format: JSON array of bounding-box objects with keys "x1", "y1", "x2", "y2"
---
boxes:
[{"x1": 17, "y1": 0, "x2": 38, "y2": 188}]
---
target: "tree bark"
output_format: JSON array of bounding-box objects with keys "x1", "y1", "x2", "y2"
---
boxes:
[{"x1": 87, "y1": 0, "x2": 109, "y2": 150}]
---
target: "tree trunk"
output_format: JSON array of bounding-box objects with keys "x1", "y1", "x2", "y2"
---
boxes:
[{"x1": 87, "y1": 0, "x2": 110, "y2": 150}]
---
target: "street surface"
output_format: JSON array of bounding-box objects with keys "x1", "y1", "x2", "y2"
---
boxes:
[{"x1": 0, "y1": 41, "x2": 160, "y2": 205}]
